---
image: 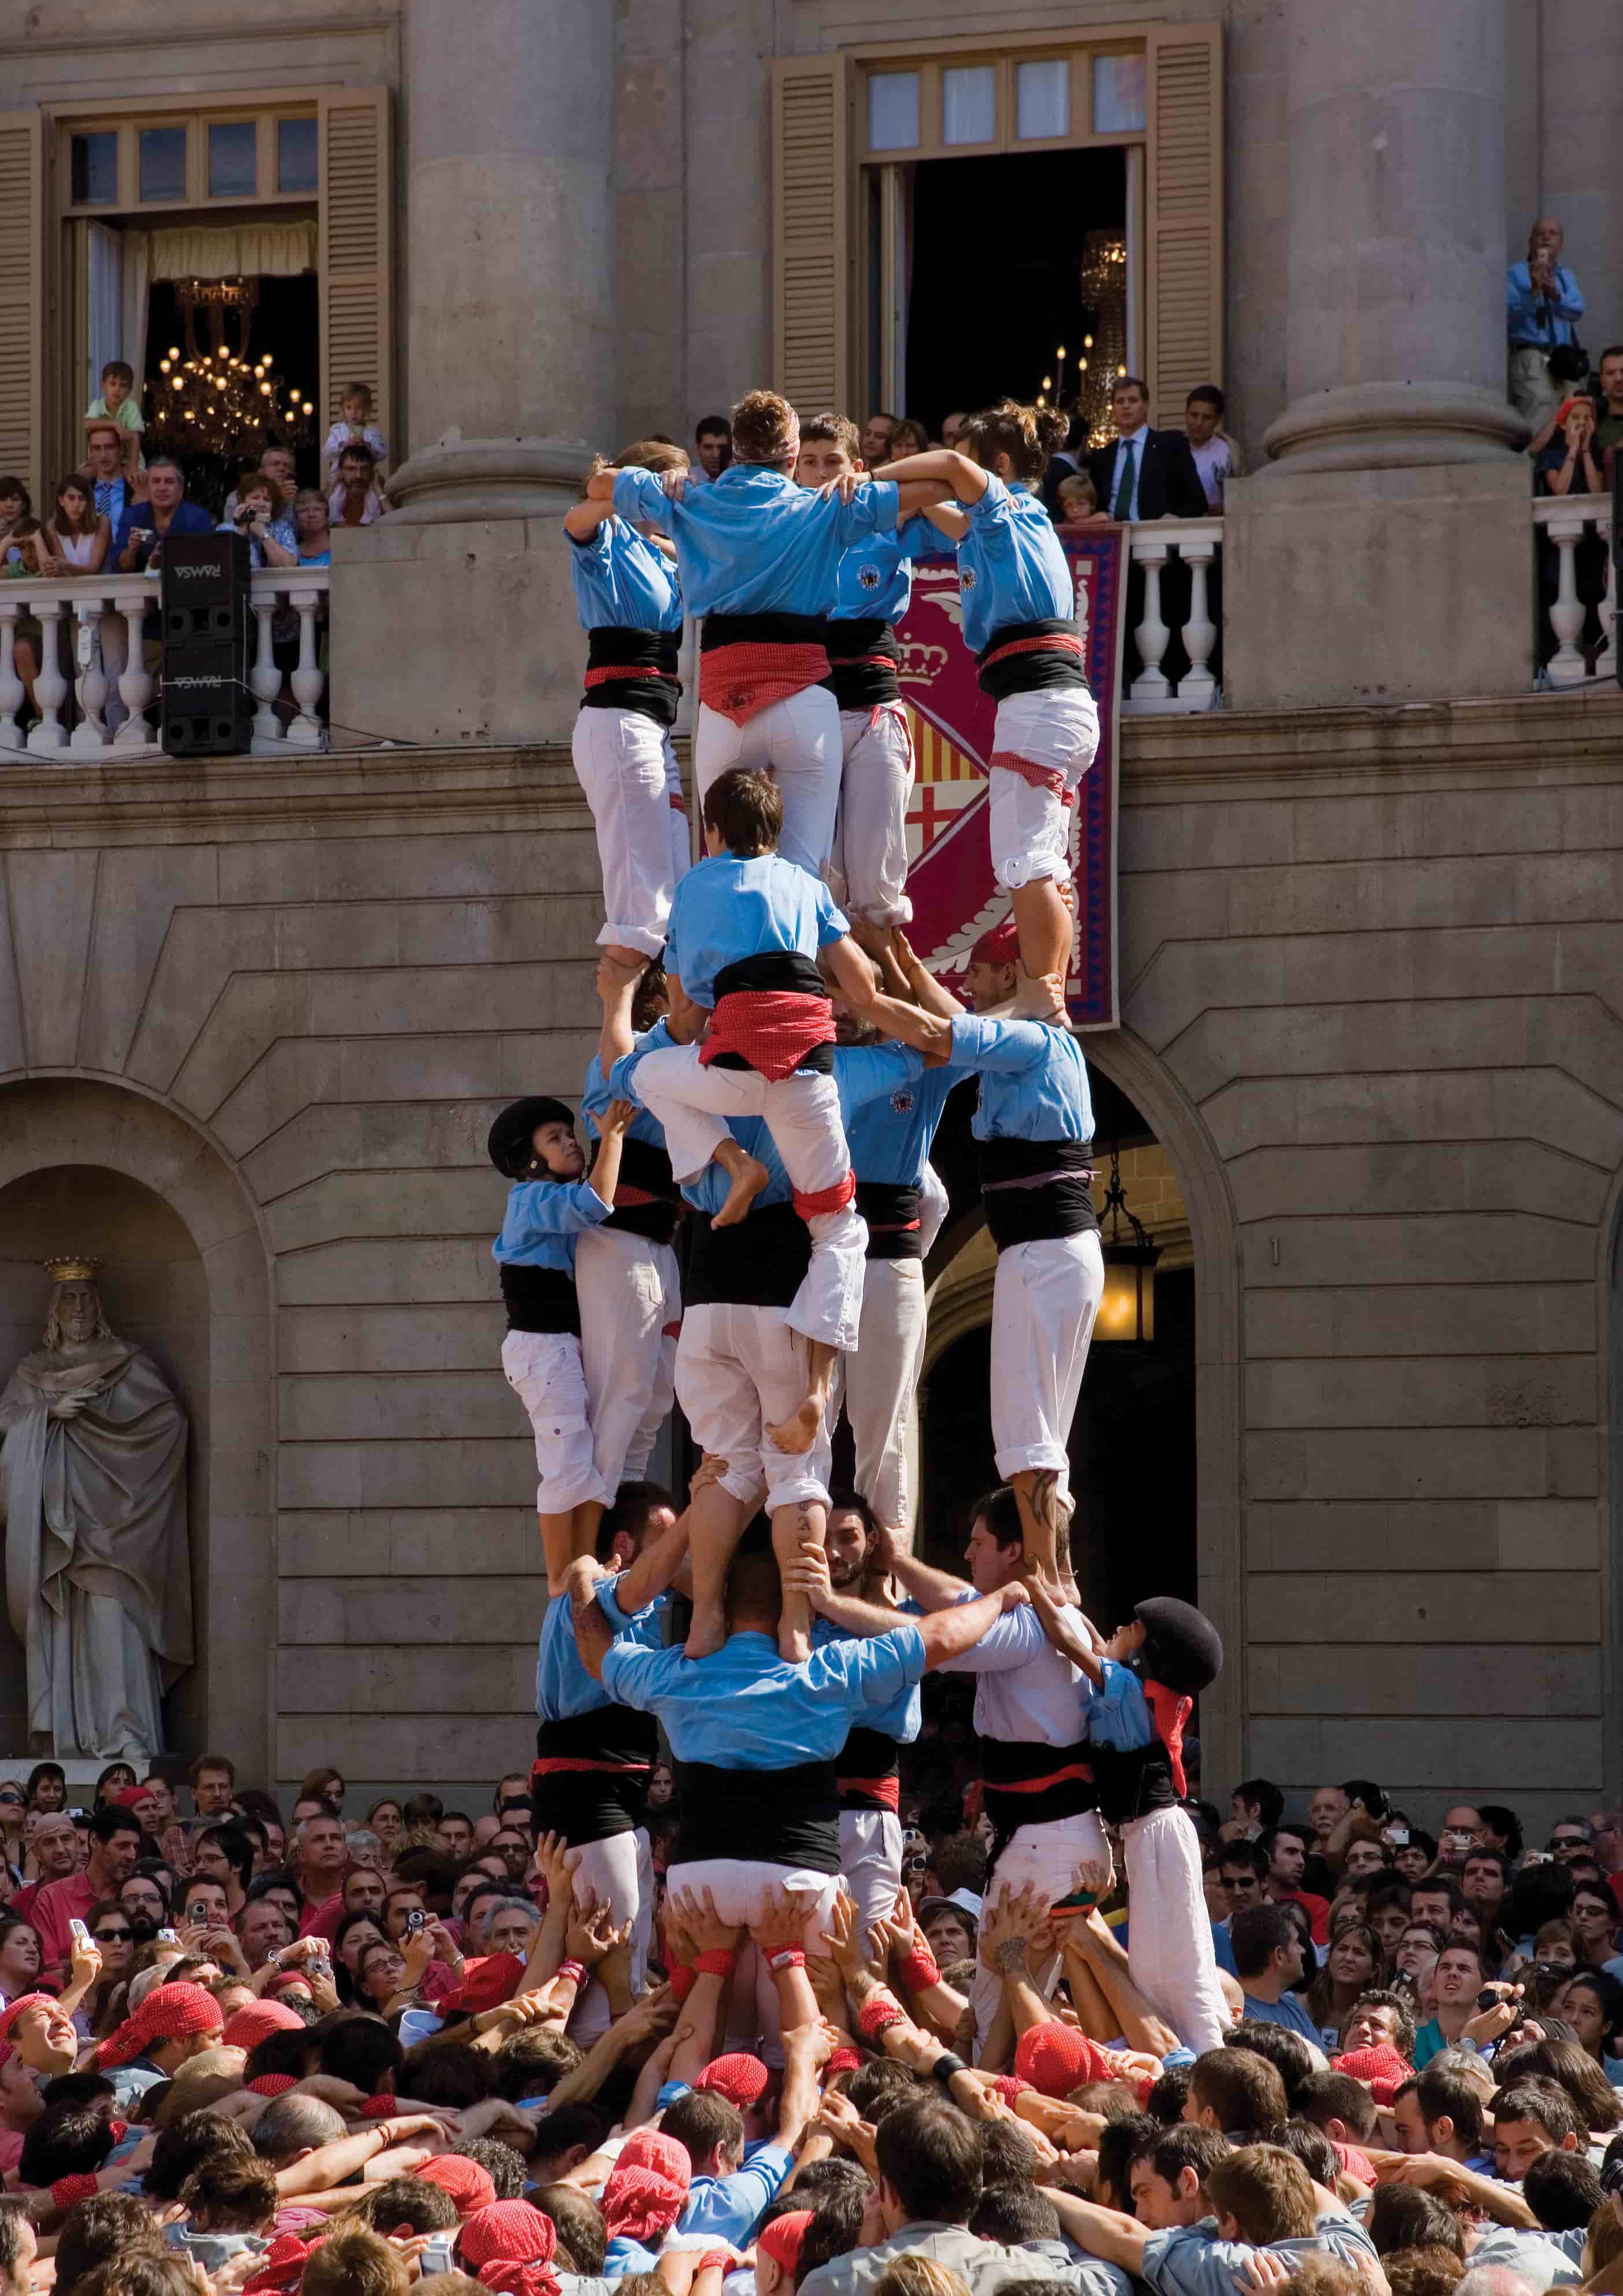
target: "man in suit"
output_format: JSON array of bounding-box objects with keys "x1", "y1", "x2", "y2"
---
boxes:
[{"x1": 1087, "y1": 375, "x2": 1209, "y2": 689}]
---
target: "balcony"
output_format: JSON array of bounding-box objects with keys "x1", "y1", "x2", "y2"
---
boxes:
[{"x1": 0, "y1": 566, "x2": 330, "y2": 758}]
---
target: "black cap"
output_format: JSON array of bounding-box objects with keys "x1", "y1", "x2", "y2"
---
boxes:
[
  {"x1": 486, "y1": 1096, "x2": 577, "y2": 1178},
  {"x1": 1134, "y1": 1597, "x2": 1222, "y2": 1695}
]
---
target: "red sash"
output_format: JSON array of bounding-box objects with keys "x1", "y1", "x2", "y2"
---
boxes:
[
  {"x1": 699, "y1": 640, "x2": 830, "y2": 726},
  {"x1": 699, "y1": 989, "x2": 835, "y2": 1083}
]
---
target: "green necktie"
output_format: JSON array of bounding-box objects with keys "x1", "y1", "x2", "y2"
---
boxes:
[{"x1": 1112, "y1": 439, "x2": 1137, "y2": 519}]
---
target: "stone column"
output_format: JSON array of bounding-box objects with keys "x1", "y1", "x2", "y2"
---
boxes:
[
  {"x1": 329, "y1": 0, "x2": 614, "y2": 744},
  {"x1": 1224, "y1": 0, "x2": 1532, "y2": 707}
]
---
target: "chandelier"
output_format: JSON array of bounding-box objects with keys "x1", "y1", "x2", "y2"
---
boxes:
[{"x1": 144, "y1": 275, "x2": 316, "y2": 459}]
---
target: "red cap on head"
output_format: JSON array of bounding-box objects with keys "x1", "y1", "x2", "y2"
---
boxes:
[
  {"x1": 416, "y1": 2152, "x2": 497, "y2": 2214},
  {"x1": 694, "y1": 2051, "x2": 769, "y2": 2109},
  {"x1": 602, "y1": 2129, "x2": 691, "y2": 2245},
  {"x1": 459, "y1": 2201, "x2": 560, "y2": 2296},
  {"x1": 758, "y1": 2210, "x2": 814, "y2": 2275},
  {"x1": 436, "y1": 1951, "x2": 525, "y2": 2018},
  {"x1": 223, "y1": 2001, "x2": 306, "y2": 2052},
  {"x1": 1013, "y1": 2021, "x2": 1116, "y2": 2098},
  {"x1": 969, "y1": 917, "x2": 1019, "y2": 969}
]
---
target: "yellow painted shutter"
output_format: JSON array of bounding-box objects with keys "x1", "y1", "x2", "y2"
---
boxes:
[
  {"x1": 772, "y1": 54, "x2": 850, "y2": 415},
  {"x1": 319, "y1": 89, "x2": 393, "y2": 445},
  {"x1": 1145, "y1": 22, "x2": 1223, "y2": 427},
  {"x1": 0, "y1": 113, "x2": 43, "y2": 504}
]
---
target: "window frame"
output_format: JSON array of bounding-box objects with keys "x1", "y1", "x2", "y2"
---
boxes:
[
  {"x1": 854, "y1": 30, "x2": 1152, "y2": 163},
  {"x1": 60, "y1": 97, "x2": 320, "y2": 216}
]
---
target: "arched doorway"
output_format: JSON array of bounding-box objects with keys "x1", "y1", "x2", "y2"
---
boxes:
[{"x1": 0, "y1": 1079, "x2": 274, "y2": 1773}]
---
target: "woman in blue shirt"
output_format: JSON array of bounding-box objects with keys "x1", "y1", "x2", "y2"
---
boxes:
[
  {"x1": 876, "y1": 401, "x2": 1100, "y2": 1022},
  {"x1": 564, "y1": 441, "x2": 692, "y2": 978}
]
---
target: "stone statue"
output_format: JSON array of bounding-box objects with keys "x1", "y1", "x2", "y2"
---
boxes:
[{"x1": 0, "y1": 1257, "x2": 193, "y2": 1759}]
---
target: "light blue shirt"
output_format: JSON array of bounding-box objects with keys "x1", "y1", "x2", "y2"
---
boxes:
[
  {"x1": 611, "y1": 462, "x2": 899, "y2": 618},
  {"x1": 1238, "y1": 1988, "x2": 1323, "y2": 2045},
  {"x1": 1141, "y1": 2213, "x2": 1378, "y2": 2296},
  {"x1": 534, "y1": 1576, "x2": 666, "y2": 1723},
  {"x1": 950, "y1": 1014, "x2": 1095, "y2": 1145},
  {"x1": 568, "y1": 515, "x2": 684, "y2": 635},
  {"x1": 1088, "y1": 1656, "x2": 1155, "y2": 1752},
  {"x1": 582, "y1": 1036, "x2": 669, "y2": 1153},
  {"x1": 599, "y1": 1625, "x2": 928, "y2": 1767},
  {"x1": 1469, "y1": 2227, "x2": 1584, "y2": 2290},
  {"x1": 954, "y1": 473, "x2": 1076, "y2": 654},
  {"x1": 841, "y1": 1053, "x2": 967, "y2": 1188},
  {"x1": 1507, "y1": 261, "x2": 1585, "y2": 347},
  {"x1": 813, "y1": 1616, "x2": 921, "y2": 1745},
  {"x1": 609, "y1": 1025, "x2": 793, "y2": 1222},
  {"x1": 831, "y1": 513, "x2": 942, "y2": 624},
  {"x1": 665, "y1": 852, "x2": 847, "y2": 1009},
  {"x1": 491, "y1": 1175, "x2": 611, "y2": 1276},
  {"x1": 1104, "y1": 426, "x2": 1150, "y2": 521},
  {"x1": 677, "y1": 2146, "x2": 793, "y2": 2245}
]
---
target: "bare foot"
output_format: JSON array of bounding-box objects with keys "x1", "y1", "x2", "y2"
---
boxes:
[
  {"x1": 851, "y1": 914, "x2": 892, "y2": 961},
  {"x1": 684, "y1": 1598, "x2": 728, "y2": 1660},
  {"x1": 712, "y1": 1152, "x2": 769, "y2": 1228},
  {"x1": 765, "y1": 1392, "x2": 827, "y2": 1454}
]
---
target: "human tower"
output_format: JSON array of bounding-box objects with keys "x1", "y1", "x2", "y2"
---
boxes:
[{"x1": 485, "y1": 388, "x2": 1226, "y2": 2062}]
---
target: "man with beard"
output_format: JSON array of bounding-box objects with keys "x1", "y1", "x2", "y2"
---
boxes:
[{"x1": 119, "y1": 1870, "x2": 171, "y2": 1944}]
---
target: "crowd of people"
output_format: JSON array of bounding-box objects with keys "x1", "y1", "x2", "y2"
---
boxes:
[{"x1": 6, "y1": 1735, "x2": 1623, "y2": 2296}]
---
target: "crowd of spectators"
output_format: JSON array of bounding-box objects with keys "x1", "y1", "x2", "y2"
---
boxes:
[{"x1": 5, "y1": 1643, "x2": 1623, "y2": 2296}]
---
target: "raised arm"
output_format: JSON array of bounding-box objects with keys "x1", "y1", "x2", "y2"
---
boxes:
[
  {"x1": 1028, "y1": 1583, "x2": 1105, "y2": 1686},
  {"x1": 564, "y1": 497, "x2": 615, "y2": 541},
  {"x1": 598, "y1": 957, "x2": 640, "y2": 1075},
  {"x1": 890, "y1": 931, "x2": 966, "y2": 1020},
  {"x1": 587, "y1": 1099, "x2": 634, "y2": 1208},
  {"x1": 918, "y1": 1583, "x2": 1030, "y2": 1669},
  {"x1": 567, "y1": 1558, "x2": 618, "y2": 1682},
  {"x1": 870, "y1": 1520, "x2": 973, "y2": 1614}
]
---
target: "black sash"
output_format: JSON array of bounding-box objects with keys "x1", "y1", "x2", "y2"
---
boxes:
[
  {"x1": 976, "y1": 617, "x2": 1089, "y2": 701},
  {"x1": 838, "y1": 1724, "x2": 901, "y2": 1812},
  {"x1": 1089, "y1": 1741, "x2": 1178, "y2": 1828},
  {"x1": 685, "y1": 1199, "x2": 810, "y2": 1310},
  {"x1": 701, "y1": 611, "x2": 831, "y2": 652},
  {"x1": 582, "y1": 626, "x2": 681, "y2": 727},
  {"x1": 979, "y1": 1136, "x2": 1098, "y2": 1250},
  {"x1": 824, "y1": 618, "x2": 899, "y2": 710},
  {"x1": 500, "y1": 1263, "x2": 580, "y2": 1336},
  {"x1": 604, "y1": 1133, "x2": 683, "y2": 1245},
  {"x1": 676, "y1": 1757, "x2": 841, "y2": 1871},
  {"x1": 855, "y1": 1178, "x2": 922, "y2": 1262},
  {"x1": 980, "y1": 1736, "x2": 1097, "y2": 1867},
  {"x1": 532, "y1": 1709, "x2": 659, "y2": 1844}
]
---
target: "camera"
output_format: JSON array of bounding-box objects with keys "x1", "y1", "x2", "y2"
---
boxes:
[
  {"x1": 404, "y1": 1908, "x2": 427, "y2": 1939},
  {"x1": 1601, "y1": 2158, "x2": 1623, "y2": 2201}
]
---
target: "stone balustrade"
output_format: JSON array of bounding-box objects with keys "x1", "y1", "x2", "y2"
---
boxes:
[
  {"x1": 1533, "y1": 496, "x2": 1617, "y2": 690},
  {"x1": 0, "y1": 567, "x2": 330, "y2": 759},
  {"x1": 1117, "y1": 518, "x2": 1224, "y2": 716}
]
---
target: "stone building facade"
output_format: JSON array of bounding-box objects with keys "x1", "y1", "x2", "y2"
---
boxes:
[{"x1": 0, "y1": 0, "x2": 1618, "y2": 1833}]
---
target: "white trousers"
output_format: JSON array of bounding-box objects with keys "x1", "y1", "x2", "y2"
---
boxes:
[
  {"x1": 839, "y1": 1808, "x2": 903, "y2": 1937},
  {"x1": 969, "y1": 1810, "x2": 1111, "y2": 2056},
  {"x1": 571, "y1": 705, "x2": 690, "y2": 959},
  {"x1": 918, "y1": 1161, "x2": 950, "y2": 1259},
  {"x1": 830, "y1": 705, "x2": 913, "y2": 926},
  {"x1": 565, "y1": 1829, "x2": 650, "y2": 2043},
  {"x1": 695, "y1": 690, "x2": 843, "y2": 881},
  {"x1": 825, "y1": 1255, "x2": 926, "y2": 1528},
  {"x1": 575, "y1": 1226, "x2": 680, "y2": 1495},
  {"x1": 630, "y1": 1045, "x2": 866, "y2": 1351},
  {"x1": 667, "y1": 1856, "x2": 842, "y2": 2063},
  {"x1": 987, "y1": 688, "x2": 1100, "y2": 891},
  {"x1": 500, "y1": 1329, "x2": 609, "y2": 1513},
  {"x1": 676, "y1": 1301, "x2": 833, "y2": 1513},
  {"x1": 991, "y1": 1230, "x2": 1104, "y2": 1494},
  {"x1": 1121, "y1": 1805, "x2": 1230, "y2": 2059}
]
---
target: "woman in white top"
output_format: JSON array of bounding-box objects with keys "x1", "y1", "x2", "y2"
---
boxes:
[{"x1": 37, "y1": 473, "x2": 111, "y2": 576}]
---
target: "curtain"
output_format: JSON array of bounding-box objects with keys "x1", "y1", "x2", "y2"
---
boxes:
[
  {"x1": 119, "y1": 229, "x2": 150, "y2": 410},
  {"x1": 86, "y1": 223, "x2": 123, "y2": 405},
  {"x1": 149, "y1": 220, "x2": 316, "y2": 281}
]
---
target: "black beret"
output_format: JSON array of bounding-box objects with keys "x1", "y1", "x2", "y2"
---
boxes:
[
  {"x1": 486, "y1": 1096, "x2": 577, "y2": 1178},
  {"x1": 1134, "y1": 1596, "x2": 1222, "y2": 1694}
]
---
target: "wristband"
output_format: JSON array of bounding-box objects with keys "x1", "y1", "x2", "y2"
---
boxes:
[
  {"x1": 826, "y1": 2044, "x2": 862, "y2": 2076},
  {"x1": 989, "y1": 2074, "x2": 1028, "y2": 2100},
  {"x1": 53, "y1": 2175, "x2": 100, "y2": 2211},
  {"x1": 857, "y1": 1992, "x2": 905, "y2": 2040},
  {"x1": 695, "y1": 2253, "x2": 732, "y2": 2276},
  {"x1": 899, "y1": 1946, "x2": 940, "y2": 1992},
  {"x1": 931, "y1": 2051, "x2": 967, "y2": 2084},
  {"x1": 695, "y1": 1948, "x2": 737, "y2": 1978},
  {"x1": 767, "y1": 1945, "x2": 806, "y2": 1971},
  {"x1": 556, "y1": 1958, "x2": 588, "y2": 1989},
  {"x1": 669, "y1": 1962, "x2": 696, "y2": 2002}
]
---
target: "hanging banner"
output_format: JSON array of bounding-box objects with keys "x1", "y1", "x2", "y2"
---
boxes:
[{"x1": 894, "y1": 532, "x2": 1126, "y2": 1030}]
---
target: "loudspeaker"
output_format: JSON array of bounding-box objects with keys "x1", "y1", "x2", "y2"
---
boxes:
[
  {"x1": 160, "y1": 532, "x2": 251, "y2": 756},
  {"x1": 160, "y1": 646, "x2": 254, "y2": 757}
]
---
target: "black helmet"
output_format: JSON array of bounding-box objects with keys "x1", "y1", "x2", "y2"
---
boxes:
[
  {"x1": 1134, "y1": 1597, "x2": 1222, "y2": 1695},
  {"x1": 486, "y1": 1096, "x2": 576, "y2": 1179}
]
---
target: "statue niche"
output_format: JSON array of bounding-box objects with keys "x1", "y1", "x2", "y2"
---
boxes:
[{"x1": 0, "y1": 1256, "x2": 193, "y2": 1759}]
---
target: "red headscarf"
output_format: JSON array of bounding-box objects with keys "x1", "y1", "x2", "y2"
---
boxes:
[
  {"x1": 602, "y1": 2128, "x2": 691, "y2": 2245},
  {"x1": 0, "y1": 1994, "x2": 54, "y2": 2043},
  {"x1": 1013, "y1": 2021, "x2": 1119, "y2": 2098},
  {"x1": 242, "y1": 2233, "x2": 324, "y2": 2295},
  {"x1": 970, "y1": 918, "x2": 1019, "y2": 970},
  {"x1": 416, "y1": 2152, "x2": 498, "y2": 2216},
  {"x1": 459, "y1": 2201, "x2": 560, "y2": 2296},
  {"x1": 1332, "y1": 2041, "x2": 1414, "y2": 2106},
  {"x1": 222, "y1": 2001, "x2": 307, "y2": 2052},
  {"x1": 758, "y1": 2211, "x2": 814, "y2": 2276},
  {"x1": 97, "y1": 1981, "x2": 223, "y2": 2069},
  {"x1": 434, "y1": 1952, "x2": 526, "y2": 2018},
  {"x1": 694, "y1": 2052, "x2": 769, "y2": 2109}
]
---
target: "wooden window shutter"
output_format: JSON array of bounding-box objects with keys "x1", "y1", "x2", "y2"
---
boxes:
[
  {"x1": 772, "y1": 54, "x2": 851, "y2": 415},
  {"x1": 0, "y1": 113, "x2": 43, "y2": 505},
  {"x1": 319, "y1": 89, "x2": 393, "y2": 445},
  {"x1": 1145, "y1": 21, "x2": 1223, "y2": 427}
]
